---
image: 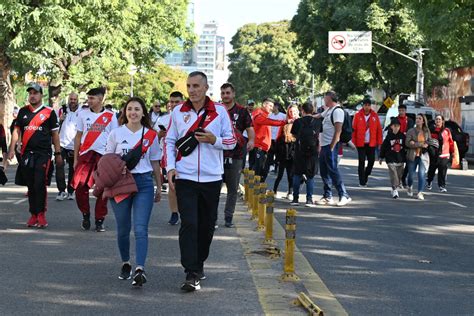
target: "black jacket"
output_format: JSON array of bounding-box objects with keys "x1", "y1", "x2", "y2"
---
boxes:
[{"x1": 380, "y1": 131, "x2": 406, "y2": 163}]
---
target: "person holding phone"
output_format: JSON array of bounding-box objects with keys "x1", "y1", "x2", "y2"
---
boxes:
[{"x1": 165, "y1": 72, "x2": 236, "y2": 292}]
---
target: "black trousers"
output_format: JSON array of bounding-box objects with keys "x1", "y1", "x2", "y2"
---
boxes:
[
  {"x1": 251, "y1": 148, "x2": 268, "y2": 182},
  {"x1": 248, "y1": 148, "x2": 256, "y2": 170},
  {"x1": 56, "y1": 147, "x2": 75, "y2": 193},
  {"x1": 264, "y1": 140, "x2": 278, "y2": 174},
  {"x1": 427, "y1": 157, "x2": 449, "y2": 187},
  {"x1": 357, "y1": 145, "x2": 376, "y2": 185},
  {"x1": 20, "y1": 153, "x2": 51, "y2": 215},
  {"x1": 175, "y1": 179, "x2": 222, "y2": 273},
  {"x1": 273, "y1": 158, "x2": 293, "y2": 193}
]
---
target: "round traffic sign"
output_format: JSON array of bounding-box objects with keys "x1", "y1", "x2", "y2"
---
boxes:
[{"x1": 331, "y1": 35, "x2": 346, "y2": 50}]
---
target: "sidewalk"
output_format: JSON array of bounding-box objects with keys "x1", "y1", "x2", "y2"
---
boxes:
[{"x1": 0, "y1": 167, "x2": 263, "y2": 315}]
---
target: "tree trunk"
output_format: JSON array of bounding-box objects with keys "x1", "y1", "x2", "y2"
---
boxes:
[{"x1": 0, "y1": 50, "x2": 15, "y2": 137}]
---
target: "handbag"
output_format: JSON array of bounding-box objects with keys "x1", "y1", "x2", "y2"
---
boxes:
[
  {"x1": 122, "y1": 127, "x2": 145, "y2": 170},
  {"x1": 176, "y1": 111, "x2": 207, "y2": 157}
]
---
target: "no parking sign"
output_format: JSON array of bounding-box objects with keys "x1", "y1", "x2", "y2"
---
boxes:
[{"x1": 328, "y1": 31, "x2": 372, "y2": 54}]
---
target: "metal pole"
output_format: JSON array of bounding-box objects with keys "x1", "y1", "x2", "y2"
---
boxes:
[
  {"x1": 130, "y1": 75, "x2": 134, "y2": 97},
  {"x1": 311, "y1": 74, "x2": 315, "y2": 108}
]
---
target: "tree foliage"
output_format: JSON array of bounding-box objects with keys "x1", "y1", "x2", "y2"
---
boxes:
[
  {"x1": 228, "y1": 21, "x2": 313, "y2": 105},
  {"x1": 0, "y1": 0, "x2": 195, "y2": 126},
  {"x1": 291, "y1": 0, "x2": 424, "y2": 100}
]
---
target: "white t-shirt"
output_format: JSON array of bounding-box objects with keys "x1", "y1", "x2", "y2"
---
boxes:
[
  {"x1": 106, "y1": 125, "x2": 161, "y2": 173},
  {"x1": 364, "y1": 114, "x2": 371, "y2": 143},
  {"x1": 269, "y1": 112, "x2": 286, "y2": 140},
  {"x1": 150, "y1": 112, "x2": 160, "y2": 130},
  {"x1": 321, "y1": 106, "x2": 344, "y2": 146},
  {"x1": 76, "y1": 108, "x2": 119, "y2": 155},
  {"x1": 59, "y1": 108, "x2": 79, "y2": 150}
]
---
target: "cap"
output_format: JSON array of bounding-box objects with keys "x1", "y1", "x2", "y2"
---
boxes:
[
  {"x1": 87, "y1": 87, "x2": 106, "y2": 96},
  {"x1": 247, "y1": 99, "x2": 255, "y2": 105},
  {"x1": 26, "y1": 83, "x2": 43, "y2": 94}
]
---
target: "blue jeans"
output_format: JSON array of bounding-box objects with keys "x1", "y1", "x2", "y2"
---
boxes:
[
  {"x1": 319, "y1": 144, "x2": 349, "y2": 199},
  {"x1": 407, "y1": 157, "x2": 426, "y2": 193},
  {"x1": 292, "y1": 175, "x2": 314, "y2": 201},
  {"x1": 110, "y1": 172, "x2": 154, "y2": 267}
]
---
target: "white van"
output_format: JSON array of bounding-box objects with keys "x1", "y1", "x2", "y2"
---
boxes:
[{"x1": 383, "y1": 100, "x2": 437, "y2": 129}]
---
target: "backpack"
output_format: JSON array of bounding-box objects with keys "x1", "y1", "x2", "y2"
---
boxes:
[
  {"x1": 297, "y1": 117, "x2": 318, "y2": 155},
  {"x1": 330, "y1": 106, "x2": 352, "y2": 143}
]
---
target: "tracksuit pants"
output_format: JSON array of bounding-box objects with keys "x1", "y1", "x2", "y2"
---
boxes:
[
  {"x1": 427, "y1": 157, "x2": 449, "y2": 188},
  {"x1": 55, "y1": 147, "x2": 75, "y2": 194},
  {"x1": 176, "y1": 179, "x2": 222, "y2": 274},
  {"x1": 20, "y1": 153, "x2": 51, "y2": 215},
  {"x1": 223, "y1": 159, "x2": 243, "y2": 220},
  {"x1": 357, "y1": 144, "x2": 376, "y2": 185}
]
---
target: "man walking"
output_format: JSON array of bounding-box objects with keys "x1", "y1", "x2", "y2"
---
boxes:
[
  {"x1": 73, "y1": 87, "x2": 118, "y2": 232},
  {"x1": 351, "y1": 99, "x2": 382, "y2": 186},
  {"x1": 166, "y1": 72, "x2": 236, "y2": 292},
  {"x1": 397, "y1": 103, "x2": 415, "y2": 187},
  {"x1": 56, "y1": 92, "x2": 80, "y2": 201},
  {"x1": 251, "y1": 98, "x2": 286, "y2": 182},
  {"x1": 220, "y1": 82, "x2": 254, "y2": 227},
  {"x1": 8, "y1": 83, "x2": 63, "y2": 227},
  {"x1": 317, "y1": 91, "x2": 351, "y2": 207}
]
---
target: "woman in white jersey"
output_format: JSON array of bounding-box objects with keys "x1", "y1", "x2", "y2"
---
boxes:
[{"x1": 106, "y1": 97, "x2": 162, "y2": 287}]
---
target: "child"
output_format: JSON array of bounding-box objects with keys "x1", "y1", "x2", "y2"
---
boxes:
[{"x1": 379, "y1": 118, "x2": 406, "y2": 198}]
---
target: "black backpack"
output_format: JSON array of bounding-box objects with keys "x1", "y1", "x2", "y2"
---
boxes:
[
  {"x1": 330, "y1": 106, "x2": 352, "y2": 143},
  {"x1": 297, "y1": 118, "x2": 318, "y2": 155}
]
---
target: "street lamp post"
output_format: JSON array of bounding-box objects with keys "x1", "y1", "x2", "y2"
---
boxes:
[{"x1": 128, "y1": 65, "x2": 137, "y2": 97}]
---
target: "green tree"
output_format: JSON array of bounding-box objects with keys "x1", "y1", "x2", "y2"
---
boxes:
[
  {"x1": 291, "y1": 0, "x2": 424, "y2": 101},
  {"x1": 0, "y1": 0, "x2": 194, "y2": 127},
  {"x1": 228, "y1": 21, "x2": 313, "y2": 105}
]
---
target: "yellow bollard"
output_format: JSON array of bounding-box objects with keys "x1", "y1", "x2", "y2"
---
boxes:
[
  {"x1": 252, "y1": 175, "x2": 261, "y2": 219},
  {"x1": 247, "y1": 171, "x2": 255, "y2": 212},
  {"x1": 281, "y1": 209, "x2": 300, "y2": 281},
  {"x1": 243, "y1": 168, "x2": 249, "y2": 202},
  {"x1": 257, "y1": 183, "x2": 267, "y2": 230},
  {"x1": 263, "y1": 191, "x2": 276, "y2": 245}
]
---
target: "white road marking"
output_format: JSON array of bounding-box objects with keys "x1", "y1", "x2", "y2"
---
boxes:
[
  {"x1": 448, "y1": 202, "x2": 467, "y2": 208},
  {"x1": 13, "y1": 198, "x2": 28, "y2": 205}
]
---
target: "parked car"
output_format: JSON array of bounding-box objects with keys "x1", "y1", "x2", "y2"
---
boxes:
[{"x1": 437, "y1": 120, "x2": 469, "y2": 160}]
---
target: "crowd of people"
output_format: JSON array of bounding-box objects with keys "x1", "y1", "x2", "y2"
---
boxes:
[{"x1": 0, "y1": 71, "x2": 457, "y2": 292}]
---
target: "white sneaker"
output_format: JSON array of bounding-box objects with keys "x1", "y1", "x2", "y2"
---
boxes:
[
  {"x1": 407, "y1": 186, "x2": 413, "y2": 197},
  {"x1": 286, "y1": 193, "x2": 293, "y2": 201},
  {"x1": 391, "y1": 189, "x2": 399, "y2": 199},
  {"x1": 316, "y1": 197, "x2": 335, "y2": 206},
  {"x1": 439, "y1": 187, "x2": 447, "y2": 193},
  {"x1": 417, "y1": 192, "x2": 424, "y2": 200},
  {"x1": 336, "y1": 196, "x2": 352, "y2": 207},
  {"x1": 67, "y1": 192, "x2": 75, "y2": 200},
  {"x1": 56, "y1": 191, "x2": 68, "y2": 201}
]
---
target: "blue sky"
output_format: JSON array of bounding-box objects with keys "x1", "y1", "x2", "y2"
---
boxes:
[{"x1": 193, "y1": 0, "x2": 300, "y2": 49}]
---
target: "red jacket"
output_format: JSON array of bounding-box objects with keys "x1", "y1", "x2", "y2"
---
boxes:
[
  {"x1": 252, "y1": 108, "x2": 286, "y2": 152},
  {"x1": 351, "y1": 109, "x2": 383, "y2": 147},
  {"x1": 431, "y1": 127, "x2": 454, "y2": 158}
]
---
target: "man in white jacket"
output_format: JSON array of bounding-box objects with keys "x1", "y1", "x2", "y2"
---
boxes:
[{"x1": 166, "y1": 71, "x2": 236, "y2": 292}]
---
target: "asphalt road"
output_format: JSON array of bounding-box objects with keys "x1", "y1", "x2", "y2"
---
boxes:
[
  {"x1": 0, "y1": 167, "x2": 262, "y2": 316},
  {"x1": 267, "y1": 150, "x2": 474, "y2": 315}
]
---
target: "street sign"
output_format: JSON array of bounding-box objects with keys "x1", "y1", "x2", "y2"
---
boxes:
[
  {"x1": 384, "y1": 97, "x2": 394, "y2": 108},
  {"x1": 328, "y1": 31, "x2": 372, "y2": 54}
]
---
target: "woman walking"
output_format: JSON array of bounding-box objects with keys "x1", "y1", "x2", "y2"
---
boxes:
[
  {"x1": 106, "y1": 97, "x2": 162, "y2": 286},
  {"x1": 427, "y1": 115, "x2": 454, "y2": 192},
  {"x1": 406, "y1": 114, "x2": 431, "y2": 200},
  {"x1": 273, "y1": 104, "x2": 299, "y2": 199}
]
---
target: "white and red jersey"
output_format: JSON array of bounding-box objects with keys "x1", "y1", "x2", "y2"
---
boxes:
[
  {"x1": 165, "y1": 97, "x2": 236, "y2": 182},
  {"x1": 106, "y1": 125, "x2": 161, "y2": 174},
  {"x1": 76, "y1": 108, "x2": 118, "y2": 155}
]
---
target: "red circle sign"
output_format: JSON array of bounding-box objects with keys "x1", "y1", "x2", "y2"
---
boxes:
[{"x1": 331, "y1": 35, "x2": 346, "y2": 50}]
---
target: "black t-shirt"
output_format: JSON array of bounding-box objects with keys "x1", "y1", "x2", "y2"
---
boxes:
[
  {"x1": 224, "y1": 103, "x2": 253, "y2": 159},
  {"x1": 15, "y1": 105, "x2": 59, "y2": 155},
  {"x1": 291, "y1": 116, "x2": 322, "y2": 143}
]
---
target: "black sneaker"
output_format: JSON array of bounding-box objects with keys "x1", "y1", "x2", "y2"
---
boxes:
[
  {"x1": 290, "y1": 200, "x2": 299, "y2": 206},
  {"x1": 305, "y1": 199, "x2": 314, "y2": 207},
  {"x1": 168, "y1": 212, "x2": 180, "y2": 225},
  {"x1": 95, "y1": 219, "x2": 105, "y2": 232},
  {"x1": 224, "y1": 216, "x2": 234, "y2": 228},
  {"x1": 196, "y1": 270, "x2": 207, "y2": 280},
  {"x1": 132, "y1": 269, "x2": 147, "y2": 287},
  {"x1": 82, "y1": 214, "x2": 91, "y2": 231},
  {"x1": 118, "y1": 263, "x2": 132, "y2": 280},
  {"x1": 181, "y1": 273, "x2": 201, "y2": 292}
]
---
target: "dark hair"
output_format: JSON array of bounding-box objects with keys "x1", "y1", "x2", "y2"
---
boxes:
[
  {"x1": 119, "y1": 97, "x2": 152, "y2": 129},
  {"x1": 398, "y1": 104, "x2": 407, "y2": 110},
  {"x1": 169, "y1": 91, "x2": 184, "y2": 99},
  {"x1": 262, "y1": 97, "x2": 275, "y2": 104},
  {"x1": 188, "y1": 71, "x2": 208, "y2": 84},
  {"x1": 362, "y1": 98, "x2": 371, "y2": 105},
  {"x1": 301, "y1": 101, "x2": 314, "y2": 114},
  {"x1": 220, "y1": 82, "x2": 235, "y2": 91},
  {"x1": 324, "y1": 90, "x2": 338, "y2": 102}
]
